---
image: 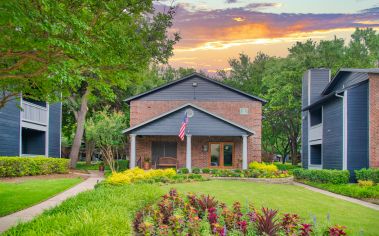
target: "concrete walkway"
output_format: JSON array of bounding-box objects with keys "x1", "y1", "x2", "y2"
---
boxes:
[
  {"x1": 0, "y1": 171, "x2": 104, "y2": 233},
  {"x1": 294, "y1": 182, "x2": 379, "y2": 211}
]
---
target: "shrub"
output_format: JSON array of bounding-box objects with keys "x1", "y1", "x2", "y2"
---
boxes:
[
  {"x1": 202, "y1": 168, "x2": 210, "y2": 174},
  {"x1": 209, "y1": 169, "x2": 219, "y2": 175},
  {"x1": 211, "y1": 169, "x2": 291, "y2": 178},
  {"x1": 249, "y1": 161, "x2": 278, "y2": 173},
  {"x1": 0, "y1": 157, "x2": 69, "y2": 177},
  {"x1": 355, "y1": 168, "x2": 379, "y2": 183},
  {"x1": 106, "y1": 168, "x2": 176, "y2": 185},
  {"x1": 274, "y1": 163, "x2": 301, "y2": 172},
  {"x1": 293, "y1": 169, "x2": 349, "y2": 184},
  {"x1": 192, "y1": 167, "x2": 201, "y2": 174},
  {"x1": 358, "y1": 180, "x2": 374, "y2": 187},
  {"x1": 178, "y1": 168, "x2": 189, "y2": 174}
]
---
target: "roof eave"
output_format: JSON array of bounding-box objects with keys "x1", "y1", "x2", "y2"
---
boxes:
[{"x1": 122, "y1": 103, "x2": 255, "y2": 135}]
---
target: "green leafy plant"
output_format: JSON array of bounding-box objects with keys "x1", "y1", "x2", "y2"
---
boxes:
[
  {"x1": 293, "y1": 169, "x2": 349, "y2": 184},
  {"x1": 192, "y1": 168, "x2": 201, "y2": 174},
  {"x1": 0, "y1": 157, "x2": 69, "y2": 177},
  {"x1": 202, "y1": 168, "x2": 210, "y2": 174},
  {"x1": 355, "y1": 168, "x2": 379, "y2": 183},
  {"x1": 178, "y1": 168, "x2": 189, "y2": 174}
]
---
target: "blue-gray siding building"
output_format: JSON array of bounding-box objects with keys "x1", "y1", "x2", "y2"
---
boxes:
[
  {"x1": 301, "y1": 68, "x2": 379, "y2": 175},
  {"x1": 0, "y1": 96, "x2": 62, "y2": 157}
]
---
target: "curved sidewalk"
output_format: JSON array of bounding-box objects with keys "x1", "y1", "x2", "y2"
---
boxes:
[{"x1": 0, "y1": 171, "x2": 104, "y2": 233}]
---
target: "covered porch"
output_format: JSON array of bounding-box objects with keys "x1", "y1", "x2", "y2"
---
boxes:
[{"x1": 123, "y1": 104, "x2": 254, "y2": 172}]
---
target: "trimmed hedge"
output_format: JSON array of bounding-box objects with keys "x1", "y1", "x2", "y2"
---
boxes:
[
  {"x1": 355, "y1": 168, "x2": 379, "y2": 183},
  {"x1": 0, "y1": 157, "x2": 69, "y2": 177},
  {"x1": 293, "y1": 169, "x2": 349, "y2": 184}
]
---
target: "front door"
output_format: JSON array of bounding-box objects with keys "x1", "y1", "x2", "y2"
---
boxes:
[
  {"x1": 152, "y1": 142, "x2": 177, "y2": 166},
  {"x1": 209, "y1": 142, "x2": 234, "y2": 168}
]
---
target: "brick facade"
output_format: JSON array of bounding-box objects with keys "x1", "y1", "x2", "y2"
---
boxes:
[
  {"x1": 369, "y1": 73, "x2": 379, "y2": 167},
  {"x1": 130, "y1": 100, "x2": 262, "y2": 168}
]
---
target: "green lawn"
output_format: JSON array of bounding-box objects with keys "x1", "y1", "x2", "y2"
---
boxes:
[
  {"x1": 0, "y1": 178, "x2": 83, "y2": 217},
  {"x1": 3, "y1": 184, "x2": 162, "y2": 236},
  {"x1": 162, "y1": 180, "x2": 379, "y2": 236}
]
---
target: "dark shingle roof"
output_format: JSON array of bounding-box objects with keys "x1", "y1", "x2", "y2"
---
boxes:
[{"x1": 124, "y1": 72, "x2": 267, "y2": 104}]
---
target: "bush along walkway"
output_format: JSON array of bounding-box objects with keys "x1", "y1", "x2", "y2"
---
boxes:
[
  {"x1": 293, "y1": 182, "x2": 379, "y2": 211},
  {"x1": 0, "y1": 171, "x2": 104, "y2": 233}
]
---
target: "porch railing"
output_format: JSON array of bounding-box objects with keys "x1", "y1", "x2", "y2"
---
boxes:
[{"x1": 21, "y1": 101, "x2": 48, "y2": 125}]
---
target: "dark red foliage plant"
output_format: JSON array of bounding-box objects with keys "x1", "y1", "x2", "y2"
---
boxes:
[
  {"x1": 256, "y1": 207, "x2": 281, "y2": 236},
  {"x1": 328, "y1": 225, "x2": 347, "y2": 236},
  {"x1": 133, "y1": 188, "x2": 347, "y2": 236}
]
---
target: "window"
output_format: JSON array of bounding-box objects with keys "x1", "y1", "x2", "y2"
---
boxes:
[
  {"x1": 310, "y1": 144, "x2": 322, "y2": 165},
  {"x1": 310, "y1": 107, "x2": 322, "y2": 126},
  {"x1": 240, "y1": 108, "x2": 249, "y2": 115}
]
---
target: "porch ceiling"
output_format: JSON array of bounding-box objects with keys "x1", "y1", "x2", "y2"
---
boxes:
[{"x1": 123, "y1": 103, "x2": 254, "y2": 136}]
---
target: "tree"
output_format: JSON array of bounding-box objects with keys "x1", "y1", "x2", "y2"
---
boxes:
[
  {"x1": 1, "y1": 1, "x2": 179, "y2": 167},
  {"x1": 86, "y1": 109, "x2": 127, "y2": 172}
]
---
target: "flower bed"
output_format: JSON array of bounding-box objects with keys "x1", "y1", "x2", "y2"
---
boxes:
[
  {"x1": 210, "y1": 168, "x2": 291, "y2": 179},
  {"x1": 133, "y1": 189, "x2": 347, "y2": 235},
  {"x1": 106, "y1": 168, "x2": 207, "y2": 185}
]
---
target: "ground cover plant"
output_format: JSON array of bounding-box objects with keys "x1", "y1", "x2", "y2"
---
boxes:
[
  {"x1": 162, "y1": 181, "x2": 379, "y2": 235},
  {"x1": 0, "y1": 157, "x2": 69, "y2": 177},
  {"x1": 298, "y1": 181, "x2": 379, "y2": 203},
  {"x1": 106, "y1": 167, "x2": 206, "y2": 185},
  {"x1": 3, "y1": 184, "x2": 163, "y2": 235},
  {"x1": 134, "y1": 188, "x2": 347, "y2": 235},
  {"x1": 0, "y1": 177, "x2": 82, "y2": 216}
]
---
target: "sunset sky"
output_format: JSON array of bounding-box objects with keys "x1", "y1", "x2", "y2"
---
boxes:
[{"x1": 156, "y1": 0, "x2": 379, "y2": 73}]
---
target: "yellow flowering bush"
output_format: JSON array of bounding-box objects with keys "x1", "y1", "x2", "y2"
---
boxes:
[
  {"x1": 107, "y1": 168, "x2": 177, "y2": 185},
  {"x1": 248, "y1": 161, "x2": 278, "y2": 173}
]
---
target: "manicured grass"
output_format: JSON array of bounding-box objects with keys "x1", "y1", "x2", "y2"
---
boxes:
[
  {"x1": 0, "y1": 178, "x2": 83, "y2": 216},
  {"x1": 162, "y1": 180, "x2": 379, "y2": 236},
  {"x1": 76, "y1": 160, "x2": 129, "y2": 171},
  {"x1": 299, "y1": 180, "x2": 379, "y2": 202},
  {"x1": 3, "y1": 184, "x2": 162, "y2": 235}
]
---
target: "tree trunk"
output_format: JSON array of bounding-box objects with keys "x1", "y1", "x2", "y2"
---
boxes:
[
  {"x1": 69, "y1": 88, "x2": 90, "y2": 168},
  {"x1": 85, "y1": 140, "x2": 94, "y2": 164},
  {"x1": 290, "y1": 136, "x2": 299, "y2": 165}
]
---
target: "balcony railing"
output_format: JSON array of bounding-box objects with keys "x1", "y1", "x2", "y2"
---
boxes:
[
  {"x1": 21, "y1": 101, "x2": 48, "y2": 125},
  {"x1": 309, "y1": 124, "x2": 322, "y2": 141}
]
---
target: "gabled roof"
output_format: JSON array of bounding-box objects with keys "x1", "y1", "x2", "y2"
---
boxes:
[
  {"x1": 123, "y1": 103, "x2": 255, "y2": 135},
  {"x1": 124, "y1": 72, "x2": 267, "y2": 104},
  {"x1": 322, "y1": 68, "x2": 379, "y2": 95}
]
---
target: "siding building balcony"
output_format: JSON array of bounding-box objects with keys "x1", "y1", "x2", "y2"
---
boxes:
[
  {"x1": 309, "y1": 124, "x2": 323, "y2": 143},
  {"x1": 21, "y1": 100, "x2": 48, "y2": 131}
]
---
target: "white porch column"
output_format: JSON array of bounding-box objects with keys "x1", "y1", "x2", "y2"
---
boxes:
[
  {"x1": 186, "y1": 134, "x2": 192, "y2": 172},
  {"x1": 130, "y1": 134, "x2": 137, "y2": 169},
  {"x1": 242, "y1": 135, "x2": 248, "y2": 170}
]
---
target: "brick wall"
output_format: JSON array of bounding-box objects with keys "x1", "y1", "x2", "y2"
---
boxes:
[
  {"x1": 369, "y1": 73, "x2": 379, "y2": 167},
  {"x1": 130, "y1": 100, "x2": 262, "y2": 164}
]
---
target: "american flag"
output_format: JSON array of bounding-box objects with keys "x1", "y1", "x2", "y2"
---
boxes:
[{"x1": 178, "y1": 112, "x2": 189, "y2": 141}]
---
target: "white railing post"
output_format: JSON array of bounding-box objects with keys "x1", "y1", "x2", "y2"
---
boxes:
[
  {"x1": 186, "y1": 134, "x2": 192, "y2": 172},
  {"x1": 242, "y1": 135, "x2": 248, "y2": 170},
  {"x1": 130, "y1": 134, "x2": 137, "y2": 169}
]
